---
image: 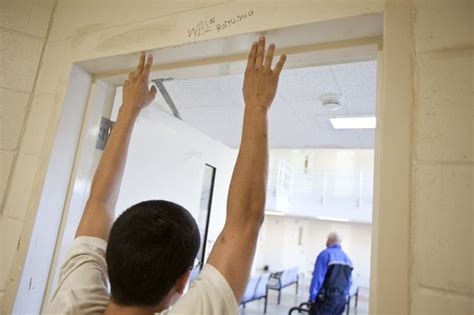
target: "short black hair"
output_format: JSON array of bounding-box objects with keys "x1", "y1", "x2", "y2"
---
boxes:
[{"x1": 106, "y1": 200, "x2": 200, "y2": 306}]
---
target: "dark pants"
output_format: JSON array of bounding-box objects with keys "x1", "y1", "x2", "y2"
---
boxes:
[{"x1": 309, "y1": 294, "x2": 346, "y2": 315}]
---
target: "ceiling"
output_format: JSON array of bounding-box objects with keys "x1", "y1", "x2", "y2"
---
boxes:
[
  {"x1": 153, "y1": 60, "x2": 377, "y2": 149},
  {"x1": 104, "y1": 13, "x2": 381, "y2": 149}
]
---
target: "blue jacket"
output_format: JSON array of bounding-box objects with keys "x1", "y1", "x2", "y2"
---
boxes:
[{"x1": 309, "y1": 244, "x2": 353, "y2": 301}]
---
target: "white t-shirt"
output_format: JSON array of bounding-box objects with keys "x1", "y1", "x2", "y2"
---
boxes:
[{"x1": 45, "y1": 236, "x2": 238, "y2": 315}]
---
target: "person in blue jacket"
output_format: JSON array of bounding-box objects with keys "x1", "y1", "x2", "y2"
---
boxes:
[{"x1": 309, "y1": 232, "x2": 353, "y2": 315}]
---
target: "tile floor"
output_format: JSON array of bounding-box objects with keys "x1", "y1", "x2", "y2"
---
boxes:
[{"x1": 239, "y1": 287, "x2": 369, "y2": 315}]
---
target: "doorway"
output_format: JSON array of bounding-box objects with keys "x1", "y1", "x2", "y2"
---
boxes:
[{"x1": 13, "y1": 14, "x2": 385, "y2": 314}]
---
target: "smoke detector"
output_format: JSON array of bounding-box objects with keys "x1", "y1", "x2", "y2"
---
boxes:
[{"x1": 320, "y1": 93, "x2": 343, "y2": 110}]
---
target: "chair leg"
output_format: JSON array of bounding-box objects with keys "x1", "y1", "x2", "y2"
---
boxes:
[
  {"x1": 278, "y1": 289, "x2": 281, "y2": 305},
  {"x1": 346, "y1": 296, "x2": 350, "y2": 315},
  {"x1": 355, "y1": 291, "x2": 359, "y2": 308},
  {"x1": 296, "y1": 280, "x2": 299, "y2": 295},
  {"x1": 288, "y1": 306, "x2": 301, "y2": 315},
  {"x1": 264, "y1": 296, "x2": 268, "y2": 314},
  {"x1": 243, "y1": 303, "x2": 246, "y2": 309}
]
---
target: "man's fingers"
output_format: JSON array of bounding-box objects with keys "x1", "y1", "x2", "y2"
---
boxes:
[
  {"x1": 274, "y1": 54, "x2": 287, "y2": 75},
  {"x1": 246, "y1": 42, "x2": 257, "y2": 71},
  {"x1": 255, "y1": 36, "x2": 265, "y2": 69},
  {"x1": 150, "y1": 85, "x2": 158, "y2": 98},
  {"x1": 136, "y1": 52, "x2": 145, "y2": 75},
  {"x1": 128, "y1": 71, "x2": 134, "y2": 80},
  {"x1": 142, "y1": 54, "x2": 153, "y2": 78},
  {"x1": 264, "y1": 43, "x2": 275, "y2": 72}
]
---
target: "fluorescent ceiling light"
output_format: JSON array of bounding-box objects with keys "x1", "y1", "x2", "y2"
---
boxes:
[
  {"x1": 265, "y1": 210, "x2": 285, "y2": 216},
  {"x1": 330, "y1": 117, "x2": 376, "y2": 129},
  {"x1": 316, "y1": 216, "x2": 350, "y2": 222}
]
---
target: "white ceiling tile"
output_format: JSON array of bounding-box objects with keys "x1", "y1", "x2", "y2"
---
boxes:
[
  {"x1": 211, "y1": 74, "x2": 245, "y2": 107},
  {"x1": 331, "y1": 61, "x2": 377, "y2": 115},
  {"x1": 158, "y1": 60, "x2": 377, "y2": 149},
  {"x1": 285, "y1": 100, "x2": 349, "y2": 124},
  {"x1": 268, "y1": 102, "x2": 306, "y2": 148},
  {"x1": 277, "y1": 66, "x2": 340, "y2": 103}
]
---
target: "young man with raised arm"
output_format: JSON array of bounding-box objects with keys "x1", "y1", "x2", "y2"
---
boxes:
[{"x1": 46, "y1": 36, "x2": 286, "y2": 315}]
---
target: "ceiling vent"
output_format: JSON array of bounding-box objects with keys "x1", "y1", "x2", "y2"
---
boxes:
[{"x1": 320, "y1": 93, "x2": 343, "y2": 110}]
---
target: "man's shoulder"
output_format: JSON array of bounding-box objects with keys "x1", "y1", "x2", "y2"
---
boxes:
[
  {"x1": 322, "y1": 246, "x2": 352, "y2": 263},
  {"x1": 320, "y1": 247, "x2": 332, "y2": 255},
  {"x1": 336, "y1": 248, "x2": 352, "y2": 266},
  {"x1": 45, "y1": 236, "x2": 110, "y2": 314},
  {"x1": 317, "y1": 248, "x2": 331, "y2": 261},
  {"x1": 45, "y1": 285, "x2": 109, "y2": 314},
  {"x1": 163, "y1": 264, "x2": 238, "y2": 315}
]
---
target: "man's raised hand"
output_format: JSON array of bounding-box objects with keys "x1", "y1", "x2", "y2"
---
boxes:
[
  {"x1": 122, "y1": 53, "x2": 158, "y2": 112},
  {"x1": 243, "y1": 36, "x2": 286, "y2": 111}
]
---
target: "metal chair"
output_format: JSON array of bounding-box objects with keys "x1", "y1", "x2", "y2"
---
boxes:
[{"x1": 288, "y1": 301, "x2": 311, "y2": 314}]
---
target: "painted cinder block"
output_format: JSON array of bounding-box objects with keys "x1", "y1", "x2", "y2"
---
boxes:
[
  {"x1": 0, "y1": 30, "x2": 43, "y2": 93},
  {"x1": 413, "y1": 163, "x2": 473, "y2": 295},
  {"x1": 2, "y1": 154, "x2": 41, "y2": 221},
  {"x1": 0, "y1": 0, "x2": 55, "y2": 38},
  {"x1": 19, "y1": 93, "x2": 56, "y2": 156},
  {"x1": 0, "y1": 150, "x2": 15, "y2": 208},
  {"x1": 0, "y1": 217, "x2": 22, "y2": 292},
  {"x1": 414, "y1": 49, "x2": 473, "y2": 162},
  {"x1": 49, "y1": 0, "x2": 202, "y2": 41},
  {"x1": 414, "y1": 0, "x2": 473, "y2": 53},
  {"x1": 0, "y1": 88, "x2": 29, "y2": 151},
  {"x1": 411, "y1": 288, "x2": 473, "y2": 315},
  {"x1": 34, "y1": 40, "x2": 72, "y2": 95}
]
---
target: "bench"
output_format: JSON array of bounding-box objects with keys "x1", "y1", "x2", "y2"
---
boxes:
[
  {"x1": 240, "y1": 273, "x2": 271, "y2": 313},
  {"x1": 267, "y1": 266, "x2": 299, "y2": 305}
]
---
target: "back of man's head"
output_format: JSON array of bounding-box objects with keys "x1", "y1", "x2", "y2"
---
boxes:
[
  {"x1": 106, "y1": 200, "x2": 200, "y2": 306},
  {"x1": 326, "y1": 232, "x2": 341, "y2": 246}
]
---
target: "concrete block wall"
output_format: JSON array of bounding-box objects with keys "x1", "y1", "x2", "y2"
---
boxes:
[
  {"x1": 411, "y1": 0, "x2": 473, "y2": 313},
  {"x1": 0, "y1": 0, "x2": 55, "y2": 307}
]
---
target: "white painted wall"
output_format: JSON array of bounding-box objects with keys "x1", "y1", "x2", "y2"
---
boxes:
[
  {"x1": 267, "y1": 149, "x2": 374, "y2": 223},
  {"x1": 257, "y1": 215, "x2": 372, "y2": 290}
]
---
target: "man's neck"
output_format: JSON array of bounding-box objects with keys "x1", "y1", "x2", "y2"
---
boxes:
[{"x1": 104, "y1": 300, "x2": 164, "y2": 315}]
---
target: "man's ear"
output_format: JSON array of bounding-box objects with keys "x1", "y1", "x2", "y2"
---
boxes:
[{"x1": 175, "y1": 270, "x2": 191, "y2": 295}]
